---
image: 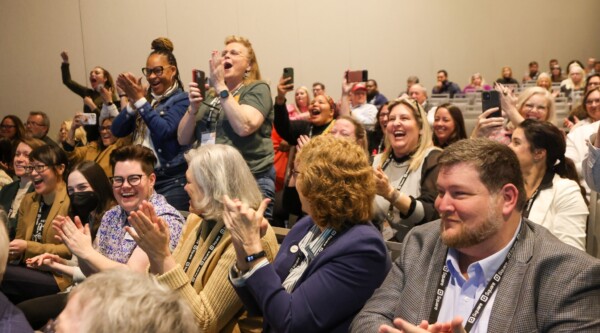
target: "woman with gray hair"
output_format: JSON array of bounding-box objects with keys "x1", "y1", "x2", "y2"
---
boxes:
[{"x1": 126, "y1": 144, "x2": 279, "y2": 332}]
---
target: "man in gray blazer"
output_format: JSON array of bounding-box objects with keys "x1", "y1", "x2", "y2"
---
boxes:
[{"x1": 351, "y1": 139, "x2": 600, "y2": 333}]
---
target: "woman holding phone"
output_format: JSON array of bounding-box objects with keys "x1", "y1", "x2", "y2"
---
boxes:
[
  {"x1": 60, "y1": 51, "x2": 120, "y2": 142},
  {"x1": 471, "y1": 85, "x2": 555, "y2": 144},
  {"x1": 177, "y1": 35, "x2": 275, "y2": 218}
]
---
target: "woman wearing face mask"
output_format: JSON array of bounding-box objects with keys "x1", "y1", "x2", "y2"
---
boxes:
[
  {"x1": 373, "y1": 98, "x2": 441, "y2": 242},
  {"x1": 60, "y1": 51, "x2": 120, "y2": 142},
  {"x1": 1, "y1": 145, "x2": 71, "y2": 304},
  {"x1": 64, "y1": 117, "x2": 128, "y2": 178},
  {"x1": 111, "y1": 38, "x2": 190, "y2": 211},
  {"x1": 178, "y1": 36, "x2": 275, "y2": 219},
  {"x1": 509, "y1": 120, "x2": 588, "y2": 250},
  {"x1": 0, "y1": 137, "x2": 45, "y2": 240},
  {"x1": 272, "y1": 76, "x2": 337, "y2": 226},
  {"x1": 18, "y1": 161, "x2": 116, "y2": 330}
]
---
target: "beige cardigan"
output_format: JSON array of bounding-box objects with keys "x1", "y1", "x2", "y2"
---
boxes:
[{"x1": 157, "y1": 213, "x2": 279, "y2": 333}]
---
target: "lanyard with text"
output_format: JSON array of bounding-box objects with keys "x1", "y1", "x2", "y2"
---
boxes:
[
  {"x1": 382, "y1": 153, "x2": 411, "y2": 221},
  {"x1": 428, "y1": 229, "x2": 521, "y2": 332},
  {"x1": 522, "y1": 187, "x2": 541, "y2": 219},
  {"x1": 289, "y1": 228, "x2": 337, "y2": 274},
  {"x1": 184, "y1": 225, "x2": 226, "y2": 285},
  {"x1": 31, "y1": 201, "x2": 46, "y2": 242}
]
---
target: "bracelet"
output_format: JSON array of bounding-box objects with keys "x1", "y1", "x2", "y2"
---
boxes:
[
  {"x1": 388, "y1": 189, "x2": 400, "y2": 204},
  {"x1": 187, "y1": 106, "x2": 198, "y2": 116},
  {"x1": 245, "y1": 251, "x2": 266, "y2": 263}
]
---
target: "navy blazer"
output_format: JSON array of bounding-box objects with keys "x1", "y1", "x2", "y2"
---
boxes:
[
  {"x1": 235, "y1": 216, "x2": 391, "y2": 333},
  {"x1": 111, "y1": 89, "x2": 190, "y2": 169}
]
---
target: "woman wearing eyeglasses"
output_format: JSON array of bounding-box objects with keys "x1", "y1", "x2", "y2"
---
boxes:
[
  {"x1": 0, "y1": 115, "x2": 26, "y2": 147},
  {"x1": 111, "y1": 37, "x2": 190, "y2": 211},
  {"x1": 177, "y1": 36, "x2": 275, "y2": 219},
  {"x1": 1, "y1": 145, "x2": 71, "y2": 304},
  {"x1": 60, "y1": 51, "x2": 120, "y2": 143},
  {"x1": 471, "y1": 85, "x2": 556, "y2": 145},
  {"x1": 63, "y1": 116, "x2": 128, "y2": 178}
]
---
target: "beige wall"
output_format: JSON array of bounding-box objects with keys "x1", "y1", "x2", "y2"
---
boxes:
[{"x1": 1, "y1": 0, "x2": 599, "y2": 133}]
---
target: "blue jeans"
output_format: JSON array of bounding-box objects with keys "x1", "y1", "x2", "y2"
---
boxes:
[
  {"x1": 255, "y1": 167, "x2": 275, "y2": 222},
  {"x1": 155, "y1": 165, "x2": 190, "y2": 211}
]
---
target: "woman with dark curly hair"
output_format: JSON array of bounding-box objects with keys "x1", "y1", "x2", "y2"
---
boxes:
[{"x1": 224, "y1": 135, "x2": 390, "y2": 333}]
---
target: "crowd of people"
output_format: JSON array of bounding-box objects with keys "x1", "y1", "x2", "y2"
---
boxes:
[{"x1": 0, "y1": 35, "x2": 599, "y2": 332}]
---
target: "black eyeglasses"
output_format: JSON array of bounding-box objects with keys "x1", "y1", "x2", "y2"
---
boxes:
[
  {"x1": 0, "y1": 124, "x2": 16, "y2": 129},
  {"x1": 26, "y1": 121, "x2": 46, "y2": 127},
  {"x1": 110, "y1": 174, "x2": 144, "y2": 187},
  {"x1": 142, "y1": 66, "x2": 164, "y2": 77},
  {"x1": 24, "y1": 164, "x2": 52, "y2": 173},
  {"x1": 99, "y1": 126, "x2": 111, "y2": 132}
]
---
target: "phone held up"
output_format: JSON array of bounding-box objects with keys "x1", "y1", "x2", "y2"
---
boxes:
[
  {"x1": 192, "y1": 69, "x2": 206, "y2": 100},
  {"x1": 80, "y1": 113, "x2": 97, "y2": 126},
  {"x1": 482, "y1": 90, "x2": 502, "y2": 118},
  {"x1": 283, "y1": 67, "x2": 294, "y2": 90},
  {"x1": 346, "y1": 70, "x2": 368, "y2": 83}
]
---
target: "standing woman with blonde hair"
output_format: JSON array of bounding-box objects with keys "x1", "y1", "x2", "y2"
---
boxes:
[
  {"x1": 373, "y1": 98, "x2": 441, "y2": 242},
  {"x1": 178, "y1": 35, "x2": 275, "y2": 218},
  {"x1": 112, "y1": 37, "x2": 190, "y2": 211}
]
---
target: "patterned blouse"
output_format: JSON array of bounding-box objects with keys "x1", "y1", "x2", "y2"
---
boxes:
[{"x1": 95, "y1": 193, "x2": 184, "y2": 264}]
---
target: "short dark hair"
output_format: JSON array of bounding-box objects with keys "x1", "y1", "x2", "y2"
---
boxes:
[
  {"x1": 438, "y1": 138, "x2": 526, "y2": 211},
  {"x1": 529, "y1": 61, "x2": 539, "y2": 67},
  {"x1": 437, "y1": 70, "x2": 448, "y2": 77},
  {"x1": 28, "y1": 111, "x2": 50, "y2": 127},
  {"x1": 313, "y1": 82, "x2": 325, "y2": 90},
  {"x1": 30, "y1": 144, "x2": 69, "y2": 181},
  {"x1": 110, "y1": 145, "x2": 157, "y2": 175}
]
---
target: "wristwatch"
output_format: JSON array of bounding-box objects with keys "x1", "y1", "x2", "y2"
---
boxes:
[{"x1": 219, "y1": 89, "x2": 230, "y2": 99}]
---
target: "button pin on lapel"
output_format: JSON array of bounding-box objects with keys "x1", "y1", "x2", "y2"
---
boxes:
[{"x1": 290, "y1": 245, "x2": 299, "y2": 253}]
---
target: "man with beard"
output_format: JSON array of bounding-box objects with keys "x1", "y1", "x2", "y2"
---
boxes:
[
  {"x1": 366, "y1": 79, "x2": 388, "y2": 110},
  {"x1": 351, "y1": 139, "x2": 600, "y2": 333}
]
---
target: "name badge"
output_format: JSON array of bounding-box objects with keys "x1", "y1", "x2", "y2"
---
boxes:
[{"x1": 201, "y1": 131, "x2": 216, "y2": 146}]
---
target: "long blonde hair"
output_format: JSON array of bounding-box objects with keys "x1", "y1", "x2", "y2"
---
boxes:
[{"x1": 378, "y1": 97, "x2": 438, "y2": 172}]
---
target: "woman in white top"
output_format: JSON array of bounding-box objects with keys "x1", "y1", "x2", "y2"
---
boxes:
[{"x1": 509, "y1": 119, "x2": 588, "y2": 250}]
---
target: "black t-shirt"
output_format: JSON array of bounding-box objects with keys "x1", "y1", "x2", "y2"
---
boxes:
[{"x1": 31, "y1": 201, "x2": 50, "y2": 243}]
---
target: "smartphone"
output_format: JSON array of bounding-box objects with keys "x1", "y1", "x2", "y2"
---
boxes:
[
  {"x1": 80, "y1": 113, "x2": 97, "y2": 125},
  {"x1": 283, "y1": 67, "x2": 294, "y2": 88},
  {"x1": 482, "y1": 91, "x2": 502, "y2": 118},
  {"x1": 192, "y1": 69, "x2": 206, "y2": 99},
  {"x1": 346, "y1": 70, "x2": 368, "y2": 83}
]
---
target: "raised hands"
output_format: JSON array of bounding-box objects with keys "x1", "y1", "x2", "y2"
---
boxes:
[
  {"x1": 296, "y1": 134, "x2": 311, "y2": 151},
  {"x1": 188, "y1": 81, "x2": 205, "y2": 114},
  {"x1": 471, "y1": 108, "x2": 504, "y2": 139},
  {"x1": 209, "y1": 50, "x2": 226, "y2": 91},
  {"x1": 117, "y1": 72, "x2": 145, "y2": 102},
  {"x1": 374, "y1": 167, "x2": 394, "y2": 199},
  {"x1": 277, "y1": 76, "x2": 294, "y2": 102},
  {"x1": 222, "y1": 195, "x2": 269, "y2": 271},
  {"x1": 124, "y1": 200, "x2": 171, "y2": 263},
  {"x1": 60, "y1": 51, "x2": 69, "y2": 63},
  {"x1": 52, "y1": 215, "x2": 93, "y2": 259}
]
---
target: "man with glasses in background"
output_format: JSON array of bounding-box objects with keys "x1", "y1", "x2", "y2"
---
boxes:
[{"x1": 26, "y1": 111, "x2": 58, "y2": 147}]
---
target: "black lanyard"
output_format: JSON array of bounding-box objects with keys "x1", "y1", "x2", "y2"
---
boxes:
[
  {"x1": 289, "y1": 228, "x2": 337, "y2": 274},
  {"x1": 205, "y1": 85, "x2": 244, "y2": 131},
  {"x1": 184, "y1": 225, "x2": 226, "y2": 285},
  {"x1": 31, "y1": 201, "x2": 47, "y2": 242},
  {"x1": 428, "y1": 229, "x2": 521, "y2": 332},
  {"x1": 522, "y1": 187, "x2": 541, "y2": 219}
]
